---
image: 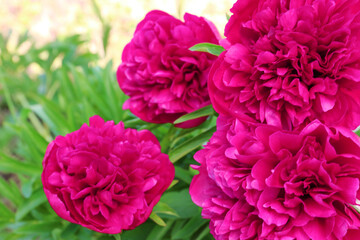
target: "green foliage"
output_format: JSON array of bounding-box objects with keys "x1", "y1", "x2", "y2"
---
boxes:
[
  {"x1": 173, "y1": 105, "x2": 215, "y2": 124},
  {"x1": 189, "y1": 43, "x2": 225, "y2": 56},
  {"x1": 0, "y1": 28, "x2": 215, "y2": 239},
  {"x1": 169, "y1": 125, "x2": 216, "y2": 163}
]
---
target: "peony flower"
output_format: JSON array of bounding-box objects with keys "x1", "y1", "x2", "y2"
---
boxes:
[
  {"x1": 209, "y1": 0, "x2": 360, "y2": 130},
  {"x1": 190, "y1": 115, "x2": 360, "y2": 239},
  {"x1": 117, "y1": 10, "x2": 221, "y2": 128},
  {"x1": 42, "y1": 116, "x2": 174, "y2": 234}
]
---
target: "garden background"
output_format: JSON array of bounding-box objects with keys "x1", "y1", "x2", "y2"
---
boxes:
[{"x1": 0, "y1": 0, "x2": 233, "y2": 239}]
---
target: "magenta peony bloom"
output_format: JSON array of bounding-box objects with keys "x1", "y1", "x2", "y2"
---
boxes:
[
  {"x1": 209, "y1": 0, "x2": 360, "y2": 130},
  {"x1": 190, "y1": 115, "x2": 360, "y2": 239},
  {"x1": 42, "y1": 116, "x2": 174, "y2": 234},
  {"x1": 117, "y1": 10, "x2": 221, "y2": 128}
]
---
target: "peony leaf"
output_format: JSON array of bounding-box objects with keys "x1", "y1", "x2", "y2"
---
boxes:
[
  {"x1": 174, "y1": 166, "x2": 193, "y2": 184},
  {"x1": 60, "y1": 223, "x2": 80, "y2": 239},
  {"x1": 149, "y1": 212, "x2": 167, "y2": 227},
  {"x1": 160, "y1": 189, "x2": 199, "y2": 219},
  {"x1": 351, "y1": 199, "x2": 360, "y2": 214},
  {"x1": 194, "y1": 225, "x2": 212, "y2": 240},
  {"x1": 189, "y1": 43, "x2": 225, "y2": 56},
  {"x1": 169, "y1": 126, "x2": 216, "y2": 163},
  {"x1": 173, "y1": 105, "x2": 215, "y2": 124},
  {"x1": 145, "y1": 220, "x2": 174, "y2": 240},
  {"x1": 167, "y1": 180, "x2": 179, "y2": 190},
  {"x1": 171, "y1": 214, "x2": 208, "y2": 239},
  {"x1": 226, "y1": 13, "x2": 231, "y2": 21},
  {"x1": 351, "y1": 204, "x2": 360, "y2": 214},
  {"x1": 153, "y1": 202, "x2": 179, "y2": 218}
]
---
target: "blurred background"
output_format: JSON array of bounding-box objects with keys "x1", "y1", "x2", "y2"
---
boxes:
[{"x1": 0, "y1": 0, "x2": 234, "y2": 65}]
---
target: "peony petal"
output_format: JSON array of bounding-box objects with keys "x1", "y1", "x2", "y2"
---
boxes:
[
  {"x1": 319, "y1": 94, "x2": 336, "y2": 112},
  {"x1": 304, "y1": 218, "x2": 334, "y2": 239}
]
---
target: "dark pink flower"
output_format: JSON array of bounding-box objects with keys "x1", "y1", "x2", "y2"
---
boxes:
[
  {"x1": 42, "y1": 116, "x2": 174, "y2": 234},
  {"x1": 190, "y1": 115, "x2": 360, "y2": 239},
  {"x1": 209, "y1": 0, "x2": 360, "y2": 130},
  {"x1": 117, "y1": 10, "x2": 221, "y2": 128}
]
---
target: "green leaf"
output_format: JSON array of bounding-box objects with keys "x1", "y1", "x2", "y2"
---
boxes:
[
  {"x1": 21, "y1": 177, "x2": 35, "y2": 198},
  {"x1": 160, "y1": 125, "x2": 176, "y2": 153},
  {"x1": 0, "y1": 200, "x2": 14, "y2": 220},
  {"x1": 123, "y1": 118, "x2": 147, "y2": 128},
  {"x1": 121, "y1": 221, "x2": 153, "y2": 240},
  {"x1": 14, "y1": 221, "x2": 61, "y2": 234},
  {"x1": 173, "y1": 105, "x2": 214, "y2": 124},
  {"x1": 60, "y1": 223, "x2": 80, "y2": 239},
  {"x1": 102, "y1": 61, "x2": 124, "y2": 120},
  {"x1": 0, "y1": 177, "x2": 23, "y2": 207},
  {"x1": 29, "y1": 102, "x2": 70, "y2": 136},
  {"x1": 167, "y1": 180, "x2": 179, "y2": 190},
  {"x1": 171, "y1": 214, "x2": 208, "y2": 239},
  {"x1": 102, "y1": 24, "x2": 111, "y2": 54},
  {"x1": 59, "y1": 67, "x2": 79, "y2": 102},
  {"x1": 160, "y1": 189, "x2": 199, "y2": 219},
  {"x1": 153, "y1": 202, "x2": 179, "y2": 218},
  {"x1": 195, "y1": 225, "x2": 212, "y2": 240},
  {"x1": 6, "y1": 121, "x2": 46, "y2": 164},
  {"x1": 145, "y1": 220, "x2": 174, "y2": 240},
  {"x1": 0, "y1": 75, "x2": 16, "y2": 117},
  {"x1": 0, "y1": 153, "x2": 42, "y2": 176},
  {"x1": 351, "y1": 204, "x2": 360, "y2": 214},
  {"x1": 226, "y1": 13, "x2": 231, "y2": 21},
  {"x1": 189, "y1": 43, "x2": 225, "y2": 56},
  {"x1": 15, "y1": 188, "x2": 47, "y2": 221},
  {"x1": 170, "y1": 220, "x2": 186, "y2": 238},
  {"x1": 52, "y1": 228, "x2": 63, "y2": 240},
  {"x1": 174, "y1": 166, "x2": 193, "y2": 184},
  {"x1": 169, "y1": 126, "x2": 216, "y2": 163},
  {"x1": 149, "y1": 212, "x2": 166, "y2": 227},
  {"x1": 91, "y1": 0, "x2": 104, "y2": 23}
]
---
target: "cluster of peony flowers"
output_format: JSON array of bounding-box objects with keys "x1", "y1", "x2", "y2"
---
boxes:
[
  {"x1": 42, "y1": 10, "x2": 219, "y2": 234},
  {"x1": 190, "y1": 0, "x2": 360, "y2": 239},
  {"x1": 41, "y1": 1, "x2": 360, "y2": 239}
]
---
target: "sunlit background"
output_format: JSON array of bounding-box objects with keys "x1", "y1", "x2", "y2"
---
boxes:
[{"x1": 0, "y1": 0, "x2": 234, "y2": 66}]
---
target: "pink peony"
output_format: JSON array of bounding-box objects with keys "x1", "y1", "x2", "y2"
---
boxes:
[
  {"x1": 209, "y1": 0, "x2": 360, "y2": 130},
  {"x1": 117, "y1": 10, "x2": 221, "y2": 128},
  {"x1": 42, "y1": 116, "x2": 174, "y2": 234},
  {"x1": 190, "y1": 115, "x2": 360, "y2": 239}
]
